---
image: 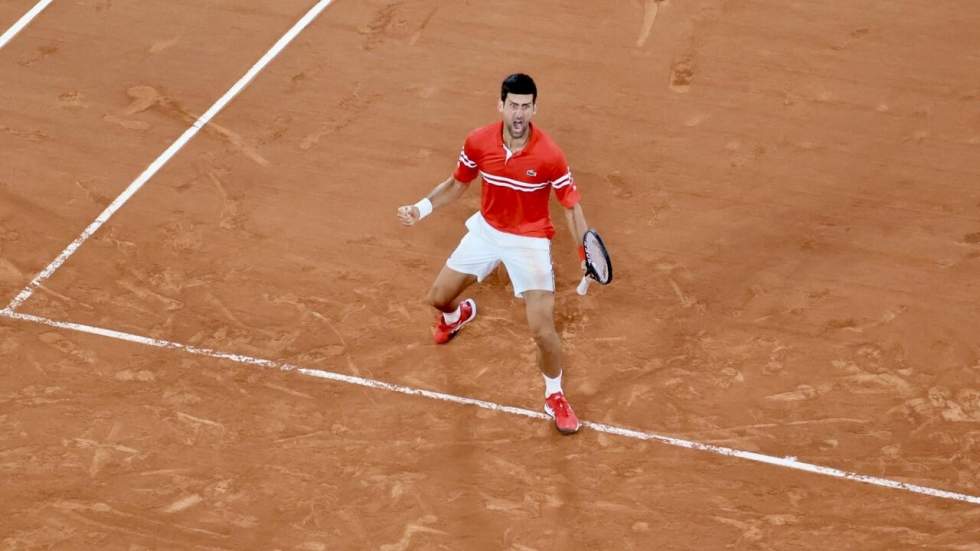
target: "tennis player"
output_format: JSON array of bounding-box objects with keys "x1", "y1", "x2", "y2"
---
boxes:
[{"x1": 397, "y1": 73, "x2": 590, "y2": 435}]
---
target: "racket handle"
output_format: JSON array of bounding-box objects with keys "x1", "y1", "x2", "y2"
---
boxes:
[{"x1": 576, "y1": 276, "x2": 591, "y2": 296}]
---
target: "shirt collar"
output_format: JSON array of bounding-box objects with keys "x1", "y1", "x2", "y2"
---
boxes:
[{"x1": 497, "y1": 120, "x2": 537, "y2": 159}]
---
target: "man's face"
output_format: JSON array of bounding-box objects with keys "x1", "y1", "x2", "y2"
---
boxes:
[{"x1": 498, "y1": 93, "x2": 537, "y2": 140}]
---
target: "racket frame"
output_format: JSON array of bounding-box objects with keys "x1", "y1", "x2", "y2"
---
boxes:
[{"x1": 576, "y1": 229, "x2": 612, "y2": 295}]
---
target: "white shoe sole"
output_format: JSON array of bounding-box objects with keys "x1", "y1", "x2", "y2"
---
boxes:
[{"x1": 450, "y1": 299, "x2": 477, "y2": 335}]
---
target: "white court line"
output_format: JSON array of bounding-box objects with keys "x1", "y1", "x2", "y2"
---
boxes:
[
  {"x1": 1, "y1": 309, "x2": 978, "y2": 506},
  {"x1": 1, "y1": 0, "x2": 976, "y2": 511},
  {"x1": 0, "y1": 0, "x2": 53, "y2": 50},
  {"x1": 3, "y1": 0, "x2": 336, "y2": 313}
]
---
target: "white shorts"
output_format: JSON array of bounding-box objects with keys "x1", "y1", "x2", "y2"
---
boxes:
[{"x1": 446, "y1": 213, "x2": 554, "y2": 297}]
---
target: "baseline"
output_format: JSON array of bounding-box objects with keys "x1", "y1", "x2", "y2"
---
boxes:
[{"x1": 1, "y1": 309, "x2": 977, "y2": 507}]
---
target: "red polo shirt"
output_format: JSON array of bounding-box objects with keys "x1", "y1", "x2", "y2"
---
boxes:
[{"x1": 452, "y1": 121, "x2": 580, "y2": 239}]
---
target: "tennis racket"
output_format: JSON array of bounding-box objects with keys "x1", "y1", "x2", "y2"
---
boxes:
[{"x1": 576, "y1": 229, "x2": 613, "y2": 295}]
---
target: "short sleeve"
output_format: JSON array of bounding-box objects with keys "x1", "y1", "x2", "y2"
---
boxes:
[
  {"x1": 452, "y1": 134, "x2": 479, "y2": 183},
  {"x1": 550, "y1": 151, "x2": 580, "y2": 208}
]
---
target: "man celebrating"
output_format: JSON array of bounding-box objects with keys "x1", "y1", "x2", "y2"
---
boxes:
[{"x1": 397, "y1": 73, "x2": 590, "y2": 435}]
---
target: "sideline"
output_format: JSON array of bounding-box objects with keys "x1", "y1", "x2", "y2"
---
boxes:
[
  {"x1": 3, "y1": 0, "x2": 337, "y2": 312},
  {"x1": 0, "y1": 0, "x2": 53, "y2": 50}
]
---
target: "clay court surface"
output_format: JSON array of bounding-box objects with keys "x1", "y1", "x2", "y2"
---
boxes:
[{"x1": 2, "y1": 0, "x2": 980, "y2": 549}]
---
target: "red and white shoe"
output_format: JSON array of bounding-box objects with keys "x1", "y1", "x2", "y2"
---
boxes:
[
  {"x1": 544, "y1": 392, "x2": 581, "y2": 434},
  {"x1": 433, "y1": 299, "x2": 477, "y2": 344}
]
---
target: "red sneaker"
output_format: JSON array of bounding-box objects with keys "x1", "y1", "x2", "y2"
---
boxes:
[
  {"x1": 544, "y1": 392, "x2": 580, "y2": 434},
  {"x1": 433, "y1": 299, "x2": 477, "y2": 344}
]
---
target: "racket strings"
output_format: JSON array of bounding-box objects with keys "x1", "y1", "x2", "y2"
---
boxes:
[{"x1": 584, "y1": 234, "x2": 610, "y2": 283}]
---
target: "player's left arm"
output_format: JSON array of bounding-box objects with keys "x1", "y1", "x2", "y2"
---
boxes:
[
  {"x1": 563, "y1": 202, "x2": 589, "y2": 264},
  {"x1": 550, "y1": 155, "x2": 589, "y2": 263}
]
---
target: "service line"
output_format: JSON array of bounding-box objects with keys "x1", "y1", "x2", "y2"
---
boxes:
[
  {"x1": 1, "y1": 309, "x2": 977, "y2": 507},
  {"x1": 0, "y1": 0, "x2": 53, "y2": 50},
  {"x1": 3, "y1": 0, "x2": 336, "y2": 313}
]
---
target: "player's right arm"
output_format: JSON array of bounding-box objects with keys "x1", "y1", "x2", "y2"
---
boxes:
[
  {"x1": 398, "y1": 134, "x2": 479, "y2": 226},
  {"x1": 397, "y1": 176, "x2": 469, "y2": 226}
]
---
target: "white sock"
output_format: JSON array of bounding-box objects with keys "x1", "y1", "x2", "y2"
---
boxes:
[
  {"x1": 443, "y1": 305, "x2": 461, "y2": 324},
  {"x1": 544, "y1": 371, "x2": 563, "y2": 397}
]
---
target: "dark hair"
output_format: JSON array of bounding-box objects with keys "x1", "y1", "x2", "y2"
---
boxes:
[{"x1": 500, "y1": 73, "x2": 537, "y2": 103}]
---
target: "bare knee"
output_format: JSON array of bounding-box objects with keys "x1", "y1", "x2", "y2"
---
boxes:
[
  {"x1": 530, "y1": 322, "x2": 560, "y2": 348},
  {"x1": 424, "y1": 287, "x2": 437, "y2": 307},
  {"x1": 426, "y1": 267, "x2": 476, "y2": 312},
  {"x1": 426, "y1": 284, "x2": 462, "y2": 312},
  {"x1": 425, "y1": 288, "x2": 448, "y2": 311},
  {"x1": 524, "y1": 291, "x2": 558, "y2": 344}
]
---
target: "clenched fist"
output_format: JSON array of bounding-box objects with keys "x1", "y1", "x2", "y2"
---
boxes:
[{"x1": 397, "y1": 205, "x2": 421, "y2": 226}]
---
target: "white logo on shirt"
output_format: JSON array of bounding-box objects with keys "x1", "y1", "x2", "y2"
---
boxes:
[{"x1": 526, "y1": 169, "x2": 537, "y2": 177}]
